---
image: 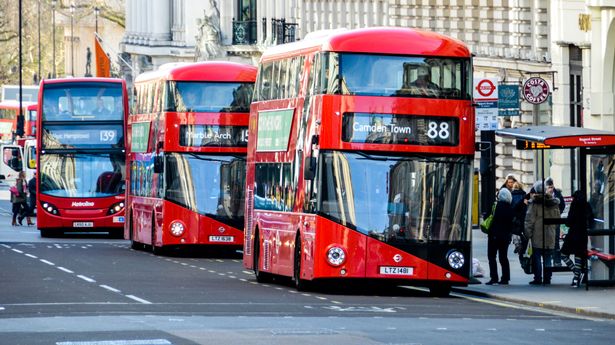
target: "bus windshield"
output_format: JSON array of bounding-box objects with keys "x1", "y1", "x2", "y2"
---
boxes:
[
  {"x1": 338, "y1": 53, "x2": 472, "y2": 99},
  {"x1": 40, "y1": 153, "x2": 125, "y2": 198},
  {"x1": 165, "y1": 153, "x2": 246, "y2": 229},
  {"x1": 170, "y1": 81, "x2": 254, "y2": 113},
  {"x1": 318, "y1": 151, "x2": 471, "y2": 242},
  {"x1": 42, "y1": 82, "x2": 124, "y2": 121}
]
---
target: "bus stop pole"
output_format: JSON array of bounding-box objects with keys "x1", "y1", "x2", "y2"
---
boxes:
[{"x1": 541, "y1": 149, "x2": 547, "y2": 285}]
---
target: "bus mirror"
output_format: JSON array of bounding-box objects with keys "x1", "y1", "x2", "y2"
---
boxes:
[
  {"x1": 0, "y1": 174, "x2": 5, "y2": 180},
  {"x1": 304, "y1": 156, "x2": 316, "y2": 180},
  {"x1": 154, "y1": 156, "x2": 164, "y2": 174}
]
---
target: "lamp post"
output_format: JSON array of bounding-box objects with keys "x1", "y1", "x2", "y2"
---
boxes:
[
  {"x1": 95, "y1": 7, "x2": 99, "y2": 34},
  {"x1": 37, "y1": 0, "x2": 41, "y2": 82},
  {"x1": 70, "y1": 3, "x2": 75, "y2": 76},
  {"x1": 51, "y1": 0, "x2": 56, "y2": 78}
]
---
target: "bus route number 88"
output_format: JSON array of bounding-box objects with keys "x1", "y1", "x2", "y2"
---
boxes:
[{"x1": 427, "y1": 121, "x2": 450, "y2": 140}]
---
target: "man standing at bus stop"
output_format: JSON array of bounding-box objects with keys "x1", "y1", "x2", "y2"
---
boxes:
[{"x1": 545, "y1": 177, "x2": 565, "y2": 266}]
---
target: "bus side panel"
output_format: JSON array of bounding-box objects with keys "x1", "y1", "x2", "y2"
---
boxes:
[
  {"x1": 131, "y1": 196, "x2": 159, "y2": 245},
  {"x1": 297, "y1": 214, "x2": 317, "y2": 280},
  {"x1": 311, "y1": 217, "x2": 367, "y2": 279},
  {"x1": 254, "y1": 211, "x2": 296, "y2": 276}
]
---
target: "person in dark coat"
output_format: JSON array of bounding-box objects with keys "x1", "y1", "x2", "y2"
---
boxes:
[
  {"x1": 561, "y1": 190, "x2": 594, "y2": 287},
  {"x1": 525, "y1": 181, "x2": 560, "y2": 285},
  {"x1": 545, "y1": 177, "x2": 565, "y2": 266},
  {"x1": 10, "y1": 171, "x2": 30, "y2": 226},
  {"x1": 511, "y1": 182, "x2": 529, "y2": 259},
  {"x1": 486, "y1": 188, "x2": 514, "y2": 285},
  {"x1": 28, "y1": 172, "x2": 36, "y2": 217}
]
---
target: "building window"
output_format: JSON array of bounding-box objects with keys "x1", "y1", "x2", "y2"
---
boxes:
[{"x1": 233, "y1": 0, "x2": 257, "y2": 44}]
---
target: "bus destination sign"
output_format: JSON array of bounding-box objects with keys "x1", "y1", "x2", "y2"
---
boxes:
[
  {"x1": 180, "y1": 125, "x2": 248, "y2": 147},
  {"x1": 43, "y1": 124, "x2": 123, "y2": 149},
  {"x1": 342, "y1": 113, "x2": 459, "y2": 146}
]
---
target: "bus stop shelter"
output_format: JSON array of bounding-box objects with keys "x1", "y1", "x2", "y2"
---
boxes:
[{"x1": 495, "y1": 125, "x2": 615, "y2": 287}]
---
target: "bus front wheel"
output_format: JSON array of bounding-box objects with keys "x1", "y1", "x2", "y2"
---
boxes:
[
  {"x1": 429, "y1": 284, "x2": 452, "y2": 297},
  {"x1": 293, "y1": 233, "x2": 310, "y2": 291}
]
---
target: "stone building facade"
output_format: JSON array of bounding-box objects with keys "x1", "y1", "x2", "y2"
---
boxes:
[{"x1": 120, "y1": 0, "x2": 615, "y2": 198}]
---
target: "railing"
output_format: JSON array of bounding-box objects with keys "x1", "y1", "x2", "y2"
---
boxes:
[
  {"x1": 271, "y1": 18, "x2": 298, "y2": 45},
  {"x1": 232, "y1": 19, "x2": 257, "y2": 45}
]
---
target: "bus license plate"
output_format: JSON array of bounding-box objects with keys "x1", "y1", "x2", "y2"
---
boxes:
[
  {"x1": 209, "y1": 236, "x2": 234, "y2": 243},
  {"x1": 73, "y1": 222, "x2": 94, "y2": 228},
  {"x1": 379, "y1": 266, "x2": 413, "y2": 276}
]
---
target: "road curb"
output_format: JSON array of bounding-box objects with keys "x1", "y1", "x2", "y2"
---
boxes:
[{"x1": 452, "y1": 287, "x2": 615, "y2": 320}]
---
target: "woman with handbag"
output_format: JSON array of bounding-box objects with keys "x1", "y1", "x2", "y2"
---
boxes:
[
  {"x1": 486, "y1": 188, "x2": 514, "y2": 285},
  {"x1": 11, "y1": 171, "x2": 33, "y2": 226}
]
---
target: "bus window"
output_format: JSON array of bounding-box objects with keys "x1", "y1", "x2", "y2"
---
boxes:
[{"x1": 3, "y1": 147, "x2": 23, "y2": 172}]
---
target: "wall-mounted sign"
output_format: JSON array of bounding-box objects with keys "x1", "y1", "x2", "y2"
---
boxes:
[
  {"x1": 523, "y1": 77, "x2": 550, "y2": 104},
  {"x1": 498, "y1": 84, "x2": 520, "y2": 116},
  {"x1": 474, "y1": 77, "x2": 499, "y2": 131}
]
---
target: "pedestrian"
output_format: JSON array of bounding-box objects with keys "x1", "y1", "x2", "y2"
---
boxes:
[
  {"x1": 500, "y1": 174, "x2": 517, "y2": 191},
  {"x1": 486, "y1": 188, "x2": 514, "y2": 285},
  {"x1": 545, "y1": 177, "x2": 565, "y2": 266},
  {"x1": 511, "y1": 182, "x2": 529, "y2": 260},
  {"x1": 561, "y1": 190, "x2": 594, "y2": 287},
  {"x1": 525, "y1": 181, "x2": 561, "y2": 285},
  {"x1": 28, "y1": 172, "x2": 37, "y2": 220},
  {"x1": 10, "y1": 171, "x2": 31, "y2": 226}
]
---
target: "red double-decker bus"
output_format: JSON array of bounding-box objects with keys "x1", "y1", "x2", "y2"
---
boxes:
[
  {"x1": 0, "y1": 100, "x2": 37, "y2": 140},
  {"x1": 126, "y1": 62, "x2": 256, "y2": 254},
  {"x1": 243, "y1": 27, "x2": 474, "y2": 295},
  {"x1": 37, "y1": 78, "x2": 128, "y2": 237}
]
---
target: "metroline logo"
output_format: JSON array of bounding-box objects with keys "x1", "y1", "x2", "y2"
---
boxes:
[{"x1": 71, "y1": 201, "x2": 94, "y2": 207}]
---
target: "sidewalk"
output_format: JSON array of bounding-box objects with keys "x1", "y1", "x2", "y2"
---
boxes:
[{"x1": 457, "y1": 228, "x2": 615, "y2": 319}]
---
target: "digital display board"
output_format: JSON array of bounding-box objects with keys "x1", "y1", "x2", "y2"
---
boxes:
[
  {"x1": 342, "y1": 113, "x2": 459, "y2": 146},
  {"x1": 180, "y1": 125, "x2": 248, "y2": 147},
  {"x1": 43, "y1": 124, "x2": 123, "y2": 149}
]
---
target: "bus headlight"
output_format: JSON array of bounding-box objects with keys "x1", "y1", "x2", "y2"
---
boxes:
[
  {"x1": 447, "y1": 250, "x2": 465, "y2": 270},
  {"x1": 326, "y1": 246, "x2": 346, "y2": 267},
  {"x1": 42, "y1": 202, "x2": 60, "y2": 215},
  {"x1": 107, "y1": 201, "x2": 125, "y2": 215},
  {"x1": 170, "y1": 221, "x2": 185, "y2": 237}
]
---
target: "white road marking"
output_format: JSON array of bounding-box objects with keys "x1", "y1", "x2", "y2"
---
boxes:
[
  {"x1": 77, "y1": 275, "x2": 96, "y2": 283},
  {"x1": 0, "y1": 307, "x2": 4, "y2": 311},
  {"x1": 56, "y1": 340, "x2": 172, "y2": 345},
  {"x1": 535, "y1": 329, "x2": 546, "y2": 331},
  {"x1": 40, "y1": 259, "x2": 55, "y2": 266},
  {"x1": 316, "y1": 296, "x2": 327, "y2": 300},
  {"x1": 11, "y1": 249, "x2": 23, "y2": 254},
  {"x1": 54, "y1": 244, "x2": 62, "y2": 248},
  {"x1": 1, "y1": 244, "x2": 11, "y2": 249},
  {"x1": 229, "y1": 275, "x2": 236, "y2": 279},
  {"x1": 125, "y1": 295, "x2": 152, "y2": 304},
  {"x1": 242, "y1": 270, "x2": 252, "y2": 275},
  {"x1": 57, "y1": 267, "x2": 74, "y2": 273},
  {"x1": 100, "y1": 285, "x2": 121, "y2": 293},
  {"x1": 25, "y1": 254, "x2": 38, "y2": 259},
  {"x1": 215, "y1": 259, "x2": 223, "y2": 263}
]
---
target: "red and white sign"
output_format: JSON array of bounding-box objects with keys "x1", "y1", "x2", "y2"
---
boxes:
[
  {"x1": 473, "y1": 78, "x2": 499, "y2": 101},
  {"x1": 523, "y1": 77, "x2": 550, "y2": 104}
]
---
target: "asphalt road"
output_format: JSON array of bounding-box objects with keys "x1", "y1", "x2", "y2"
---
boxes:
[{"x1": 0, "y1": 203, "x2": 613, "y2": 344}]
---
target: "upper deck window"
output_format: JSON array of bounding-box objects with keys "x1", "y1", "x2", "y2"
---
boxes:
[
  {"x1": 338, "y1": 53, "x2": 472, "y2": 100},
  {"x1": 42, "y1": 82, "x2": 124, "y2": 121},
  {"x1": 169, "y1": 81, "x2": 254, "y2": 113}
]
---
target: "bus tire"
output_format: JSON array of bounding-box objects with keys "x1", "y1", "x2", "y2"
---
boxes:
[
  {"x1": 429, "y1": 284, "x2": 451, "y2": 297},
  {"x1": 293, "y1": 233, "x2": 309, "y2": 291},
  {"x1": 151, "y1": 214, "x2": 164, "y2": 256},
  {"x1": 253, "y1": 229, "x2": 272, "y2": 283},
  {"x1": 40, "y1": 229, "x2": 54, "y2": 238}
]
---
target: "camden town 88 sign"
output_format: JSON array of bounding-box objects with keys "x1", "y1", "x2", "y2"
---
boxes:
[{"x1": 523, "y1": 77, "x2": 550, "y2": 104}]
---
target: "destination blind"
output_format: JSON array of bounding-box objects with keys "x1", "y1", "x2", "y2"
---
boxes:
[
  {"x1": 42, "y1": 124, "x2": 123, "y2": 149},
  {"x1": 342, "y1": 113, "x2": 459, "y2": 146},
  {"x1": 180, "y1": 125, "x2": 249, "y2": 147}
]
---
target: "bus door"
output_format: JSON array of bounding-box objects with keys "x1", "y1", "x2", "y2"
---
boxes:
[
  {"x1": 0, "y1": 144, "x2": 23, "y2": 184},
  {"x1": 24, "y1": 139, "x2": 36, "y2": 181}
]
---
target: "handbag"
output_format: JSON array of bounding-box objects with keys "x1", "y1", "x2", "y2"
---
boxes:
[
  {"x1": 480, "y1": 202, "x2": 497, "y2": 234},
  {"x1": 9, "y1": 185, "x2": 19, "y2": 197},
  {"x1": 520, "y1": 240, "x2": 534, "y2": 274}
]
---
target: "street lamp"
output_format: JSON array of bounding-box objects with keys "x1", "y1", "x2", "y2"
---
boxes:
[
  {"x1": 37, "y1": 0, "x2": 41, "y2": 83},
  {"x1": 51, "y1": 0, "x2": 56, "y2": 78},
  {"x1": 95, "y1": 7, "x2": 99, "y2": 34},
  {"x1": 70, "y1": 3, "x2": 75, "y2": 76}
]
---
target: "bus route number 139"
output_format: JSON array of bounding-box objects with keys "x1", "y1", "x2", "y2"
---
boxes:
[{"x1": 100, "y1": 130, "x2": 116, "y2": 142}]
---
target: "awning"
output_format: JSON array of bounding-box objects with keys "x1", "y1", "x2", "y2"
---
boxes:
[{"x1": 495, "y1": 125, "x2": 615, "y2": 148}]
